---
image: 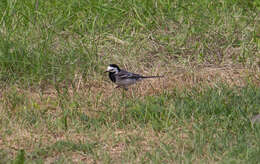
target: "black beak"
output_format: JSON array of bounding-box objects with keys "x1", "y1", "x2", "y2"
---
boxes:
[{"x1": 104, "y1": 70, "x2": 108, "y2": 73}]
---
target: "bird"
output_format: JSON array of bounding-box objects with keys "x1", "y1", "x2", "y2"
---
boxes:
[{"x1": 105, "y1": 64, "x2": 163, "y2": 90}]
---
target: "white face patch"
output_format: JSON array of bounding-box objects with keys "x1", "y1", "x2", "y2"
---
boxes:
[
  {"x1": 106, "y1": 66, "x2": 114, "y2": 71},
  {"x1": 106, "y1": 66, "x2": 119, "y2": 73}
]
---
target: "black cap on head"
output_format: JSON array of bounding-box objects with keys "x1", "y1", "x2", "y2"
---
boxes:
[{"x1": 109, "y1": 64, "x2": 120, "y2": 70}]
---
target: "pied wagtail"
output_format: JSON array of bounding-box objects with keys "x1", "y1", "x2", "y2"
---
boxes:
[{"x1": 105, "y1": 64, "x2": 163, "y2": 90}]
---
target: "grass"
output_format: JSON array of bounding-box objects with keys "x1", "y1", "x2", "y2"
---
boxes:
[
  {"x1": 0, "y1": 0, "x2": 259, "y2": 163},
  {"x1": 0, "y1": 85, "x2": 260, "y2": 163}
]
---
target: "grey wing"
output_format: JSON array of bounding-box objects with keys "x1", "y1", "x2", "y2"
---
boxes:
[
  {"x1": 115, "y1": 70, "x2": 143, "y2": 87},
  {"x1": 117, "y1": 70, "x2": 143, "y2": 80}
]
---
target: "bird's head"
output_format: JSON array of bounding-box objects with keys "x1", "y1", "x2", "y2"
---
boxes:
[{"x1": 105, "y1": 64, "x2": 120, "y2": 74}]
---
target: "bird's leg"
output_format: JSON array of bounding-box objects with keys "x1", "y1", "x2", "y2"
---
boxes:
[{"x1": 115, "y1": 86, "x2": 128, "y2": 91}]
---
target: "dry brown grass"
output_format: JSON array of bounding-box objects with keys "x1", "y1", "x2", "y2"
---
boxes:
[
  {"x1": 0, "y1": 62, "x2": 259, "y2": 162},
  {"x1": 1, "y1": 63, "x2": 258, "y2": 111}
]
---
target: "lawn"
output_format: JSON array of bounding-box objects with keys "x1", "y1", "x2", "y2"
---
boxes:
[{"x1": 0, "y1": 0, "x2": 259, "y2": 163}]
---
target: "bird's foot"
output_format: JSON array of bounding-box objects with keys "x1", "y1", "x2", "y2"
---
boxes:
[{"x1": 115, "y1": 86, "x2": 128, "y2": 91}]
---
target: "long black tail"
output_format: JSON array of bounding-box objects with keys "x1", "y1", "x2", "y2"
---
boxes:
[{"x1": 141, "y1": 75, "x2": 164, "y2": 79}]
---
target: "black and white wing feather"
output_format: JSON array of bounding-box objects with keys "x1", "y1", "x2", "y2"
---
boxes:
[{"x1": 117, "y1": 70, "x2": 143, "y2": 80}]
